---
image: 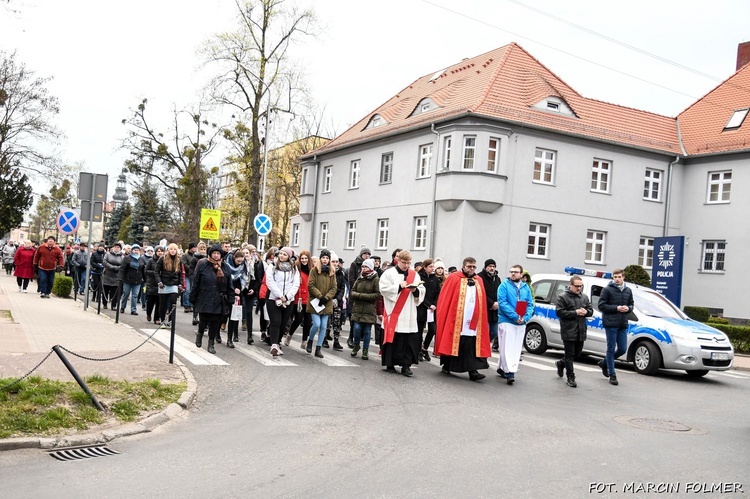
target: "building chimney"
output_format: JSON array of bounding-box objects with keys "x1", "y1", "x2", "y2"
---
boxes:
[{"x1": 737, "y1": 41, "x2": 750, "y2": 71}]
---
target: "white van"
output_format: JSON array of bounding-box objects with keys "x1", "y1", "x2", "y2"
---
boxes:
[{"x1": 525, "y1": 268, "x2": 734, "y2": 377}]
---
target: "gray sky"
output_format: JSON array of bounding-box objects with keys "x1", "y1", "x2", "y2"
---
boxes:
[{"x1": 3, "y1": 0, "x2": 749, "y2": 204}]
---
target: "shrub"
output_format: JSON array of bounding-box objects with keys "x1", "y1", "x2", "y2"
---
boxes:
[
  {"x1": 623, "y1": 264, "x2": 651, "y2": 287},
  {"x1": 707, "y1": 316, "x2": 730, "y2": 325},
  {"x1": 52, "y1": 274, "x2": 73, "y2": 298},
  {"x1": 709, "y1": 324, "x2": 750, "y2": 354},
  {"x1": 684, "y1": 306, "x2": 709, "y2": 322}
]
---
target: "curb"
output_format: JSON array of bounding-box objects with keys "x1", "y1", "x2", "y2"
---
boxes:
[{"x1": 0, "y1": 351, "x2": 197, "y2": 452}]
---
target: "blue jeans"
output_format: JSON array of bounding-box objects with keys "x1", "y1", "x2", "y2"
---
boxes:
[
  {"x1": 182, "y1": 276, "x2": 192, "y2": 307},
  {"x1": 488, "y1": 321, "x2": 499, "y2": 342},
  {"x1": 309, "y1": 314, "x2": 330, "y2": 347},
  {"x1": 77, "y1": 268, "x2": 87, "y2": 293},
  {"x1": 605, "y1": 326, "x2": 628, "y2": 376},
  {"x1": 38, "y1": 269, "x2": 56, "y2": 295},
  {"x1": 121, "y1": 282, "x2": 140, "y2": 312},
  {"x1": 352, "y1": 321, "x2": 372, "y2": 350}
]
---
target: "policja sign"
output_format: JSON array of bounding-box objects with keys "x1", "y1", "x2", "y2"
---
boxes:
[{"x1": 200, "y1": 209, "x2": 221, "y2": 240}]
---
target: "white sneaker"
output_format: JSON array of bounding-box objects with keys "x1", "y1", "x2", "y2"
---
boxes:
[
  {"x1": 283, "y1": 334, "x2": 291, "y2": 346},
  {"x1": 278, "y1": 346, "x2": 284, "y2": 356},
  {"x1": 270, "y1": 344, "x2": 279, "y2": 357},
  {"x1": 18, "y1": 287, "x2": 22, "y2": 292},
  {"x1": 23, "y1": 289, "x2": 27, "y2": 293},
  {"x1": 300, "y1": 340, "x2": 306, "y2": 349}
]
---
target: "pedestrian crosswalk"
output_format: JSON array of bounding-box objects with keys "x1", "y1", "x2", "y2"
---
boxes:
[{"x1": 142, "y1": 329, "x2": 750, "y2": 380}]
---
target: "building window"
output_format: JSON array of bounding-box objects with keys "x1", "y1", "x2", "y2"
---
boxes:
[
  {"x1": 585, "y1": 230, "x2": 606, "y2": 264},
  {"x1": 638, "y1": 237, "x2": 654, "y2": 269},
  {"x1": 300, "y1": 168, "x2": 308, "y2": 194},
  {"x1": 291, "y1": 223, "x2": 300, "y2": 246},
  {"x1": 546, "y1": 101, "x2": 560, "y2": 111},
  {"x1": 643, "y1": 168, "x2": 662, "y2": 201},
  {"x1": 418, "y1": 144, "x2": 432, "y2": 178},
  {"x1": 527, "y1": 223, "x2": 550, "y2": 258},
  {"x1": 346, "y1": 221, "x2": 357, "y2": 249},
  {"x1": 376, "y1": 219, "x2": 389, "y2": 250},
  {"x1": 319, "y1": 222, "x2": 329, "y2": 249},
  {"x1": 421, "y1": 103, "x2": 430, "y2": 113},
  {"x1": 724, "y1": 109, "x2": 748, "y2": 130},
  {"x1": 442, "y1": 136, "x2": 452, "y2": 170},
  {"x1": 487, "y1": 138, "x2": 500, "y2": 173},
  {"x1": 707, "y1": 170, "x2": 731, "y2": 203},
  {"x1": 701, "y1": 240, "x2": 726, "y2": 272},
  {"x1": 349, "y1": 160, "x2": 360, "y2": 189},
  {"x1": 533, "y1": 148, "x2": 556, "y2": 185},
  {"x1": 462, "y1": 136, "x2": 476, "y2": 170},
  {"x1": 380, "y1": 153, "x2": 393, "y2": 184},
  {"x1": 413, "y1": 217, "x2": 427, "y2": 250},
  {"x1": 322, "y1": 166, "x2": 332, "y2": 193},
  {"x1": 590, "y1": 159, "x2": 611, "y2": 193}
]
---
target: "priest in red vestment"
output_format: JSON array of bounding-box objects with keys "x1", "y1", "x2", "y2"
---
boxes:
[{"x1": 434, "y1": 257, "x2": 491, "y2": 381}]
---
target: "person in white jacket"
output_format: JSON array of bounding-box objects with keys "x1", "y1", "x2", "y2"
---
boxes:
[
  {"x1": 378, "y1": 249, "x2": 425, "y2": 376},
  {"x1": 265, "y1": 247, "x2": 300, "y2": 357}
]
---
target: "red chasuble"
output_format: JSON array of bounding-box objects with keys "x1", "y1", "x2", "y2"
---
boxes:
[{"x1": 434, "y1": 272, "x2": 491, "y2": 358}]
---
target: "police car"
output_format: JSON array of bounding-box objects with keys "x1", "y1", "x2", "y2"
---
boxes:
[{"x1": 524, "y1": 267, "x2": 734, "y2": 377}]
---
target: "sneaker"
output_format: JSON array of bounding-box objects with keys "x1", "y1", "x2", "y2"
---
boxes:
[
  {"x1": 566, "y1": 377, "x2": 577, "y2": 388},
  {"x1": 300, "y1": 340, "x2": 306, "y2": 349},
  {"x1": 347, "y1": 338, "x2": 354, "y2": 348},
  {"x1": 322, "y1": 340, "x2": 329, "y2": 348},
  {"x1": 598, "y1": 360, "x2": 609, "y2": 378},
  {"x1": 556, "y1": 360, "x2": 564, "y2": 378},
  {"x1": 18, "y1": 286, "x2": 22, "y2": 292},
  {"x1": 609, "y1": 375, "x2": 619, "y2": 386},
  {"x1": 362, "y1": 349, "x2": 369, "y2": 360},
  {"x1": 351, "y1": 345, "x2": 360, "y2": 357},
  {"x1": 23, "y1": 289, "x2": 27, "y2": 293},
  {"x1": 278, "y1": 346, "x2": 284, "y2": 356},
  {"x1": 283, "y1": 334, "x2": 291, "y2": 346},
  {"x1": 270, "y1": 344, "x2": 279, "y2": 357}
]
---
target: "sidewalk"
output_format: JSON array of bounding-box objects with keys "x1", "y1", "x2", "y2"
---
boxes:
[{"x1": 0, "y1": 274, "x2": 187, "y2": 384}]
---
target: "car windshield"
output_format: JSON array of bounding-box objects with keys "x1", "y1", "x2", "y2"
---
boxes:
[{"x1": 633, "y1": 289, "x2": 687, "y2": 319}]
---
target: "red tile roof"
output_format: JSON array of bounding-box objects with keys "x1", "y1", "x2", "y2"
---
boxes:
[
  {"x1": 677, "y1": 62, "x2": 750, "y2": 155},
  {"x1": 310, "y1": 43, "x2": 682, "y2": 157}
]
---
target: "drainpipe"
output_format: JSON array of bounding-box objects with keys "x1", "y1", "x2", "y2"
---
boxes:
[
  {"x1": 309, "y1": 155, "x2": 320, "y2": 253},
  {"x1": 663, "y1": 156, "x2": 679, "y2": 237},
  {"x1": 429, "y1": 124, "x2": 440, "y2": 256}
]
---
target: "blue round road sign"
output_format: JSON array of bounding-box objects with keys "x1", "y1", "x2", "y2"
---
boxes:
[
  {"x1": 57, "y1": 209, "x2": 80, "y2": 235},
  {"x1": 253, "y1": 214, "x2": 272, "y2": 237}
]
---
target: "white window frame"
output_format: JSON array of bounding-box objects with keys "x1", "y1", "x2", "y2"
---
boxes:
[
  {"x1": 380, "y1": 153, "x2": 393, "y2": 184},
  {"x1": 487, "y1": 137, "x2": 500, "y2": 173},
  {"x1": 421, "y1": 103, "x2": 430, "y2": 113},
  {"x1": 590, "y1": 159, "x2": 611, "y2": 194},
  {"x1": 418, "y1": 144, "x2": 432, "y2": 178},
  {"x1": 533, "y1": 148, "x2": 556, "y2": 185},
  {"x1": 643, "y1": 168, "x2": 662, "y2": 201},
  {"x1": 300, "y1": 167, "x2": 308, "y2": 195},
  {"x1": 701, "y1": 240, "x2": 726, "y2": 273},
  {"x1": 413, "y1": 217, "x2": 428, "y2": 250},
  {"x1": 322, "y1": 166, "x2": 332, "y2": 193},
  {"x1": 724, "y1": 109, "x2": 748, "y2": 130},
  {"x1": 638, "y1": 237, "x2": 654, "y2": 269},
  {"x1": 376, "y1": 219, "x2": 389, "y2": 250},
  {"x1": 707, "y1": 170, "x2": 731, "y2": 204},
  {"x1": 349, "y1": 161, "x2": 360, "y2": 189},
  {"x1": 291, "y1": 223, "x2": 300, "y2": 247},
  {"x1": 527, "y1": 223, "x2": 550, "y2": 258},
  {"x1": 442, "y1": 136, "x2": 452, "y2": 170},
  {"x1": 585, "y1": 230, "x2": 606, "y2": 265},
  {"x1": 462, "y1": 136, "x2": 476, "y2": 170},
  {"x1": 319, "y1": 222, "x2": 329, "y2": 249},
  {"x1": 345, "y1": 221, "x2": 357, "y2": 249}
]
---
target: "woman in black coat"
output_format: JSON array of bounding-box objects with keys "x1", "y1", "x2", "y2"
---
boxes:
[
  {"x1": 417, "y1": 258, "x2": 441, "y2": 361},
  {"x1": 189, "y1": 244, "x2": 234, "y2": 354}
]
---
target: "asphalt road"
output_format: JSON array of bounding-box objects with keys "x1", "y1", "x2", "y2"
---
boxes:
[{"x1": 2, "y1": 309, "x2": 748, "y2": 498}]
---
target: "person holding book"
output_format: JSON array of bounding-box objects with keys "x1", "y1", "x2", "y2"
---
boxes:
[{"x1": 496, "y1": 264, "x2": 534, "y2": 385}]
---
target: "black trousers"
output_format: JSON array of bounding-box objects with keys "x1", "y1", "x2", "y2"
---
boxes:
[
  {"x1": 199, "y1": 313, "x2": 223, "y2": 343},
  {"x1": 159, "y1": 292, "x2": 178, "y2": 323},
  {"x1": 562, "y1": 339, "x2": 584, "y2": 377},
  {"x1": 288, "y1": 308, "x2": 312, "y2": 341},
  {"x1": 418, "y1": 319, "x2": 436, "y2": 350},
  {"x1": 146, "y1": 294, "x2": 160, "y2": 320},
  {"x1": 16, "y1": 277, "x2": 30, "y2": 289},
  {"x1": 266, "y1": 301, "x2": 294, "y2": 345}
]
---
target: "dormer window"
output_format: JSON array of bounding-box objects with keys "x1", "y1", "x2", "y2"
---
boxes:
[
  {"x1": 421, "y1": 103, "x2": 430, "y2": 113},
  {"x1": 724, "y1": 109, "x2": 748, "y2": 130},
  {"x1": 546, "y1": 101, "x2": 560, "y2": 111},
  {"x1": 532, "y1": 96, "x2": 576, "y2": 117},
  {"x1": 409, "y1": 98, "x2": 440, "y2": 118},
  {"x1": 372, "y1": 116, "x2": 382, "y2": 126},
  {"x1": 364, "y1": 114, "x2": 387, "y2": 130}
]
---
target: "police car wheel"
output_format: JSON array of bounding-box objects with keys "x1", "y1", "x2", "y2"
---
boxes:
[
  {"x1": 633, "y1": 341, "x2": 661, "y2": 375},
  {"x1": 523, "y1": 324, "x2": 547, "y2": 355},
  {"x1": 685, "y1": 370, "x2": 709, "y2": 378}
]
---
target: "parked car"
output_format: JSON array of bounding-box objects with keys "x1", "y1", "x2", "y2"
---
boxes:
[{"x1": 525, "y1": 267, "x2": 734, "y2": 377}]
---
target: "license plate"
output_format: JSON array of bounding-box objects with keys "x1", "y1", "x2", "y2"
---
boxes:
[{"x1": 711, "y1": 352, "x2": 729, "y2": 360}]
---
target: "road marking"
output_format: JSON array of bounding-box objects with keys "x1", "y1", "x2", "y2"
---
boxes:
[
  {"x1": 713, "y1": 371, "x2": 748, "y2": 379},
  {"x1": 233, "y1": 343, "x2": 297, "y2": 366},
  {"x1": 146, "y1": 329, "x2": 228, "y2": 366},
  {"x1": 314, "y1": 354, "x2": 359, "y2": 367}
]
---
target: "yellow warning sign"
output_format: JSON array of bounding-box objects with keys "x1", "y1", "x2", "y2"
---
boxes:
[{"x1": 199, "y1": 209, "x2": 221, "y2": 240}]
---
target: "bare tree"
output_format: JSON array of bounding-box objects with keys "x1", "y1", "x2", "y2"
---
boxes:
[{"x1": 203, "y1": 0, "x2": 315, "y2": 244}]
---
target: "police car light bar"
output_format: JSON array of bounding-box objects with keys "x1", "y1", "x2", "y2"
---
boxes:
[{"x1": 565, "y1": 266, "x2": 612, "y2": 279}]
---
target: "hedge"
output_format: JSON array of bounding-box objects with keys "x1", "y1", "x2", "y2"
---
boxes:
[
  {"x1": 52, "y1": 274, "x2": 74, "y2": 298},
  {"x1": 711, "y1": 324, "x2": 750, "y2": 354},
  {"x1": 683, "y1": 306, "x2": 709, "y2": 322}
]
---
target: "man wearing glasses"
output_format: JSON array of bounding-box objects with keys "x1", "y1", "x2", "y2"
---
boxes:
[
  {"x1": 497, "y1": 265, "x2": 534, "y2": 384},
  {"x1": 555, "y1": 276, "x2": 593, "y2": 387},
  {"x1": 597, "y1": 269, "x2": 634, "y2": 386}
]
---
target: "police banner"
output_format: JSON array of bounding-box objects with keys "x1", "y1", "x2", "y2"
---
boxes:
[{"x1": 652, "y1": 236, "x2": 685, "y2": 307}]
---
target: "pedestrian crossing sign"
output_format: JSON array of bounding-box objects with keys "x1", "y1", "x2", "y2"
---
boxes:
[{"x1": 199, "y1": 209, "x2": 221, "y2": 240}]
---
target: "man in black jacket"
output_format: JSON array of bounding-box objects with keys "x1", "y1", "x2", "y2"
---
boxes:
[
  {"x1": 118, "y1": 244, "x2": 146, "y2": 315},
  {"x1": 477, "y1": 259, "x2": 502, "y2": 351},
  {"x1": 555, "y1": 276, "x2": 593, "y2": 387},
  {"x1": 597, "y1": 269, "x2": 634, "y2": 386}
]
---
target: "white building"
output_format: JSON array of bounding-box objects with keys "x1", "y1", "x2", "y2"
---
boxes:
[{"x1": 291, "y1": 43, "x2": 750, "y2": 320}]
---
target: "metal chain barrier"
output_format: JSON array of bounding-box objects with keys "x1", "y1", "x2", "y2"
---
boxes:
[{"x1": 0, "y1": 304, "x2": 177, "y2": 391}]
